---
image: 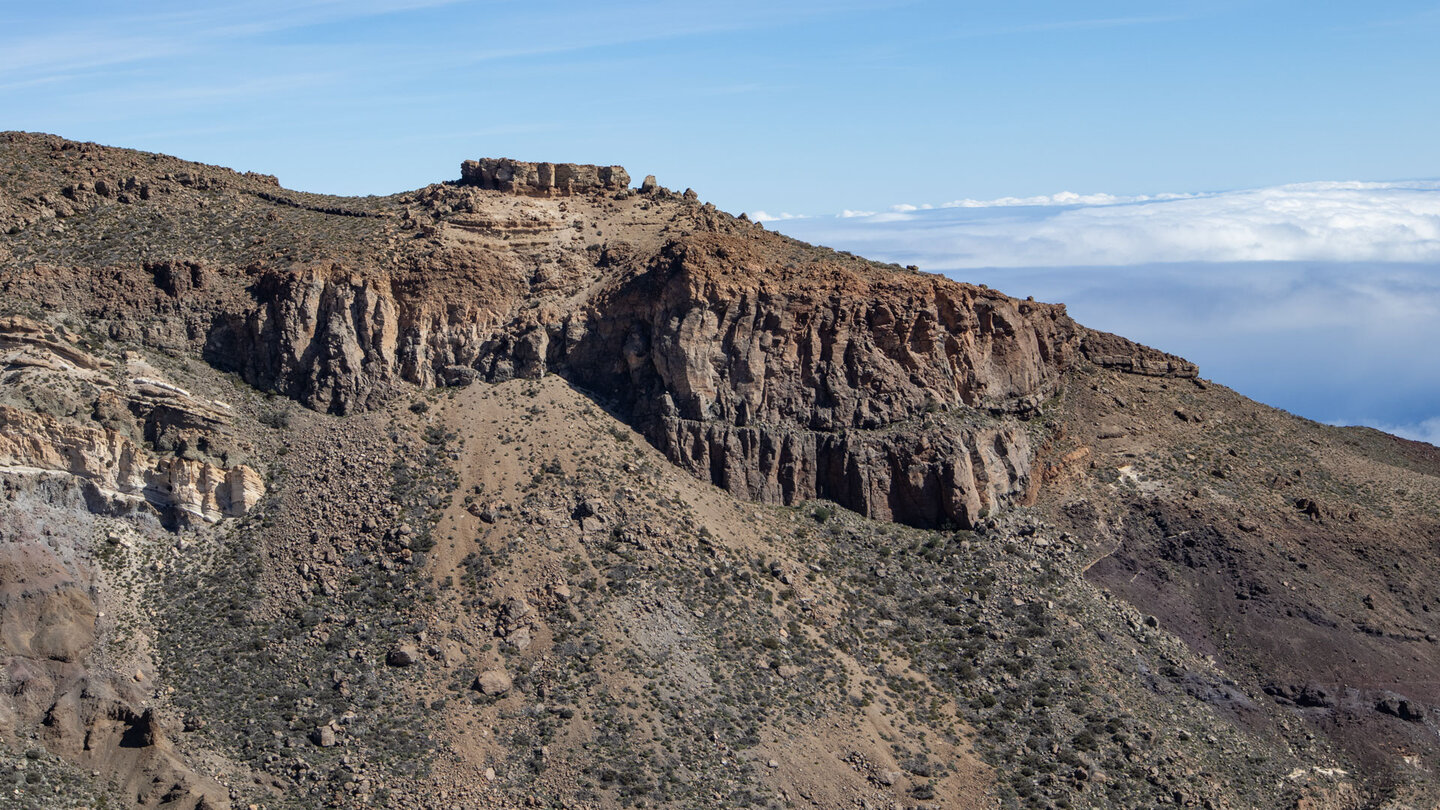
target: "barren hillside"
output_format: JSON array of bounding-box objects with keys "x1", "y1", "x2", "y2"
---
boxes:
[{"x1": 1, "y1": 132, "x2": 1437, "y2": 809}]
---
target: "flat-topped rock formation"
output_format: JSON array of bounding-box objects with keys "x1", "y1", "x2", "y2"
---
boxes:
[{"x1": 459, "y1": 157, "x2": 631, "y2": 195}]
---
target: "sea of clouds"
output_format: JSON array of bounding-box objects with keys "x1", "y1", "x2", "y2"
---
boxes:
[{"x1": 763, "y1": 181, "x2": 1440, "y2": 445}]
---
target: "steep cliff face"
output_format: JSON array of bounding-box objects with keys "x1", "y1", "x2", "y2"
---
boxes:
[
  {"x1": 186, "y1": 231, "x2": 1087, "y2": 526},
  {"x1": 203, "y1": 266, "x2": 405, "y2": 414},
  {"x1": 0, "y1": 406, "x2": 262, "y2": 522},
  {"x1": 459, "y1": 157, "x2": 630, "y2": 195},
  {"x1": 573, "y1": 238, "x2": 1080, "y2": 426},
  {"x1": 552, "y1": 236, "x2": 1082, "y2": 526},
  {"x1": 0, "y1": 132, "x2": 1192, "y2": 531}
]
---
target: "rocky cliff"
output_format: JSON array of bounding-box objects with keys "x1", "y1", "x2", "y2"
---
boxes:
[
  {"x1": 0, "y1": 316, "x2": 262, "y2": 526},
  {"x1": 4, "y1": 133, "x2": 1438, "y2": 810},
  {"x1": 0, "y1": 134, "x2": 1199, "y2": 530},
  {"x1": 459, "y1": 157, "x2": 631, "y2": 195}
]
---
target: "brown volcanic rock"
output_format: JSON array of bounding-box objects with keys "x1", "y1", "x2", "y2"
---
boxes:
[
  {"x1": 660, "y1": 417, "x2": 1034, "y2": 527},
  {"x1": 10, "y1": 133, "x2": 1440, "y2": 809},
  {"x1": 1081, "y1": 328, "x2": 1198, "y2": 377},
  {"x1": 558, "y1": 236, "x2": 1078, "y2": 525},
  {"x1": 572, "y1": 237, "x2": 1081, "y2": 427},
  {"x1": 460, "y1": 157, "x2": 630, "y2": 195},
  {"x1": 0, "y1": 132, "x2": 1114, "y2": 527},
  {"x1": 194, "y1": 234, "x2": 1082, "y2": 526}
]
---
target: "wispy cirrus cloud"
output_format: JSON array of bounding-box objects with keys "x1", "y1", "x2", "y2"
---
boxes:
[
  {"x1": 0, "y1": 0, "x2": 905, "y2": 80},
  {"x1": 0, "y1": 0, "x2": 474, "y2": 76}
]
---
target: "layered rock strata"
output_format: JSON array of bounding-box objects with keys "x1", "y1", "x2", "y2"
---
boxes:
[
  {"x1": 459, "y1": 158, "x2": 630, "y2": 195},
  {"x1": 0, "y1": 407, "x2": 262, "y2": 523},
  {"x1": 0, "y1": 136, "x2": 1196, "y2": 530},
  {"x1": 0, "y1": 317, "x2": 263, "y2": 525}
]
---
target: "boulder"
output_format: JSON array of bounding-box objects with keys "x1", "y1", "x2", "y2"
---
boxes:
[
  {"x1": 386, "y1": 644, "x2": 420, "y2": 667},
  {"x1": 1376, "y1": 692, "x2": 1426, "y2": 722},
  {"x1": 475, "y1": 669, "x2": 512, "y2": 696}
]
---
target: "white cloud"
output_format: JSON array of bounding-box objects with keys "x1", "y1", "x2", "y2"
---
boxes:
[
  {"x1": 1352, "y1": 417, "x2": 1440, "y2": 447},
  {"x1": 0, "y1": 0, "x2": 906, "y2": 84},
  {"x1": 766, "y1": 180, "x2": 1440, "y2": 439},
  {"x1": 937, "y1": 190, "x2": 1197, "y2": 208},
  {"x1": 777, "y1": 180, "x2": 1440, "y2": 268},
  {"x1": 749, "y1": 210, "x2": 806, "y2": 223}
]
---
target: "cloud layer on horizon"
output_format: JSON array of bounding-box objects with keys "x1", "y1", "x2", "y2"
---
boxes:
[
  {"x1": 766, "y1": 180, "x2": 1440, "y2": 267},
  {"x1": 766, "y1": 182, "x2": 1440, "y2": 445},
  {"x1": 1374, "y1": 417, "x2": 1440, "y2": 447}
]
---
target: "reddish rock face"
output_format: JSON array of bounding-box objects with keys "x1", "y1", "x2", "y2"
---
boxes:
[
  {"x1": 189, "y1": 228, "x2": 1100, "y2": 527},
  {"x1": 0, "y1": 133, "x2": 1199, "y2": 530}
]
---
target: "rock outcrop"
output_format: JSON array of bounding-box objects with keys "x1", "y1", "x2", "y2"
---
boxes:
[
  {"x1": 0, "y1": 317, "x2": 263, "y2": 525},
  {"x1": 0, "y1": 407, "x2": 262, "y2": 523},
  {"x1": 196, "y1": 235, "x2": 1079, "y2": 526},
  {"x1": 660, "y1": 418, "x2": 1033, "y2": 528},
  {"x1": 0, "y1": 134, "x2": 1196, "y2": 530},
  {"x1": 459, "y1": 158, "x2": 630, "y2": 195},
  {"x1": 1081, "y1": 329, "x2": 1199, "y2": 378},
  {"x1": 557, "y1": 237, "x2": 1077, "y2": 526}
]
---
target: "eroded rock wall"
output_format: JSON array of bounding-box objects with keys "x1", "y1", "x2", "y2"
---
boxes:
[
  {"x1": 0, "y1": 407, "x2": 261, "y2": 522},
  {"x1": 660, "y1": 417, "x2": 1033, "y2": 527},
  {"x1": 0, "y1": 134, "x2": 1197, "y2": 530},
  {"x1": 460, "y1": 158, "x2": 631, "y2": 195},
  {"x1": 0, "y1": 317, "x2": 263, "y2": 525},
  {"x1": 527, "y1": 238, "x2": 1072, "y2": 525},
  {"x1": 171, "y1": 232, "x2": 1095, "y2": 527}
]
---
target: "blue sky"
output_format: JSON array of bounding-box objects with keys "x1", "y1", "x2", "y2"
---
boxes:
[
  {"x1": 5, "y1": 1, "x2": 1439, "y2": 214},
  {"x1": 4, "y1": 1, "x2": 1440, "y2": 440},
  {"x1": 772, "y1": 189, "x2": 1440, "y2": 443}
]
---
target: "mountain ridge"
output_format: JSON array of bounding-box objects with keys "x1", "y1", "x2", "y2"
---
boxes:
[{"x1": 1, "y1": 131, "x2": 1437, "y2": 810}]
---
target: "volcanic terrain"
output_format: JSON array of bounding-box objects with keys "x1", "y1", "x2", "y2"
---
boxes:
[{"x1": 1, "y1": 132, "x2": 1438, "y2": 809}]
